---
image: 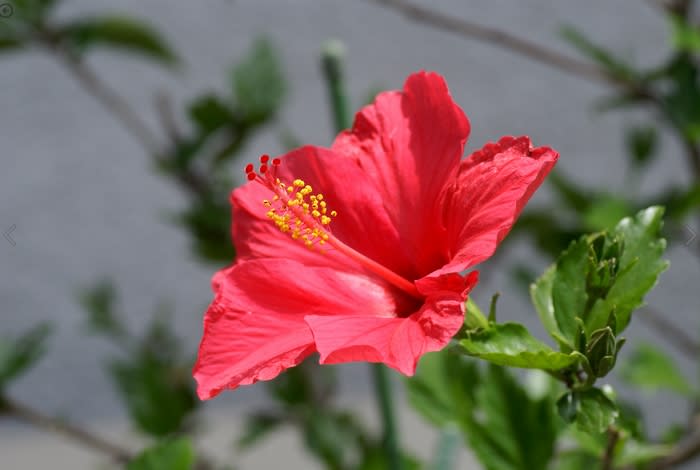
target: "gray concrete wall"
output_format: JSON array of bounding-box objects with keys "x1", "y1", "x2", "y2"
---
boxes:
[{"x1": 1, "y1": 1, "x2": 697, "y2": 468}]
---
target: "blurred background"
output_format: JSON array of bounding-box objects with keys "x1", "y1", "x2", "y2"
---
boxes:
[{"x1": 1, "y1": 0, "x2": 699, "y2": 468}]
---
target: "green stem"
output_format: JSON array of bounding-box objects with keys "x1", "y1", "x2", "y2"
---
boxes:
[
  {"x1": 371, "y1": 364, "x2": 403, "y2": 470},
  {"x1": 321, "y1": 40, "x2": 352, "y2": 132},
  {"x1": 320, "y1": 41, "x2": 402, "y2": 470}
]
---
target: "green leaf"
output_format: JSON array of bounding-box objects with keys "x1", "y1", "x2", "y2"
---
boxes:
[
  {"x1": 79, "y1": 280, "x2": 126, "y2": 339},
  {"x1": 560, "y1": 26, "x2": 636, "y2": 81},
  {"x1": 406, "y1": 350, "x2": 478, "y2": 427},
  {"x1": 458, "y1": 323, "x2": 584, "y2": 371},
  {"x1": 615, "y1": 440, "x2": 672, "y2": 467},
  {"x1": 581, "y1": 197, "x2": 630, "y2": 232},
  {"x1": 620, "y1": 343, "x2": 693, "y2": 395},
  {"x1": 128, "y1": 438, "x2": 195, "y2": 470},
  {"x1": 557, "y1": 388, "x2": 618, "y2": 434},
  {"x1": 531, "y1": 265, "x2": 573, "y2": 349},
  {"x1": 670, "y1": 15, "x2": 700, "y2": 53},
  {"x1": 551, "y1": 238, "x2": 590, "y2": 345},
  {"x1": 0, "y1": 323, "x2": 52, "y2": 389},
  {"x1": 187, "y1": 94, "x2": 236, "y2": 133},
  {"x1": 109, "y1": 313, "x2": 197, "y2": 437},
  {"x1": 585, "y1": 207, "x2": 668, "y2": 334},
  {"x1": 60, "y1": 15, "x2": 177, "y2": 65},
  {"x1": 232, "y1": 37, "x2": 285, "y2": 123},
  {"x1": 467, "y1": 366, "x2": 559, "y2": 470},
  {"x1": 237, "y1": 413, "x2": 284, "y2": 450},
  {"x1": 625, "y1": 125, "x2": 658, "y2": 168},
  {"x1": 464, "y1": 297, "x2": 488, "y2": 330}
]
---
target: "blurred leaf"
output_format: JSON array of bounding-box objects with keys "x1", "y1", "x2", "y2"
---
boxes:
[
  {"x1": 620, "y1": 343, "x2": 693, "y2": 395},
  {"x1": 6, "y1": 0, "x2": 56, "y2": 25},
  {"x1": 110, "y1": 313, "x2": 197, "y2": 437},
  {"x1": 232, "y1": 37, "x2": 285, "y2": 123},
  {"x1": 128, "y1": 437, "x2": 195, "y2": 470},
  {"x1": 0, "y1": 323, "x2": 52, "y2": 389},
  {"x1": 458, "y1": 323, "x2": 584, "y2": 371},
  {"x1": 188, "y1": 94, "x2": 236, "y2": 134},
  {"x1": 176, "y1": 197, "x2": 235, "y2": 263},
  {"x1": 79, "y1": 279, "x2": 126, "y2": 339},
  {"x1": 557, "y1": 388, "x2": 618, "y2": 434},
  {"x1": 661, "y1": 56, "x2": 700, "y2": 143},
  {"x1": 625, "y1": 125, "x2": 658, "y2": 168},
  {"x1": 410, "y1": 353, "x2": 558, "y2": 470},
  {"x1": 581, "y1": 196, "x2": 630, "y2": 232},
  {"x1": 670, "y1": 15, "x2": 700, "y2": 53},
  {"x1": 406, "y1": 350, "x2": 478, "y2": 427},
  {"x1": 585, "y1": 206, "x2": 668, "y2": 334},
  {"x1": 60, "y1": 15, "x2": 177, "y2": 65},
  {"x1": 0, "y1": 37, "x2": 24, "y2": 54},
  {"x1": 560, "y1": 26, "x2": 637, "y2": 81},
  {"x1": 359, "y1": 446, "x2": 422, "y2": 470},
  {"x1": 549, "y1": 172, "x2": 590, "y2": 213},
  {"x1": 550, "y1": 451, "x2": 598, "y2": 470},
  {"x1": 237, "y1": 413, "x2": 284, "y2": 450},
  {"x1": 467, "y1": 365, "x2": 558, "y2": 470}
]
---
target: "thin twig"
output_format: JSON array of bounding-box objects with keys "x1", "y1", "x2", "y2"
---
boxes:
[
  {"x1": 649, "y1": 424, "x2": 700, "y2": 469},
  {"x1": 1, "y1": 396, "x2": 134, "y2": 464},
  {"x1": 368, "y1": 0, "x2": 631, "y2": 88},
  {"x1": 637, "y1": 307, "x2": 700, "y2": 358},
  {"x1": 601, "y1": 427, "x2": 620, "y2": 470},
  {"x1": 38, "y1": 35, "x2": 213, "y2": 198}
]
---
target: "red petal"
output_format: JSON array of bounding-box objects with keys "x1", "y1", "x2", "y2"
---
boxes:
[
  {"x1": 332, "y1": 71, "x2": 470, "y2": 277},
  {"x1": 194, "y1": 258, "x2": 405, "y2": 399},
  {"x1": 434, "y1": 136, "x2": 558, "y2": 277},
  {"x1": 306, "y1": 272, "x2": 477, "y2": 375},
  {"x1": 232, "y1": 145, "x2": 409, "y2": 275}
]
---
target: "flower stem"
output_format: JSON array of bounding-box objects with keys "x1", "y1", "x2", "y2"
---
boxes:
[
  {"x1": 371, "y1": 364, "x2": 403, "y2": 470},
  {"x1": 321, "y1": 40, "x2": 352, "y2": 132}
]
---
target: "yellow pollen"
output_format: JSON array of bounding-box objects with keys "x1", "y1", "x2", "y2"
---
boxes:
[{"x1": 259, "y1": 175, "x2": 338, "y2": 252}]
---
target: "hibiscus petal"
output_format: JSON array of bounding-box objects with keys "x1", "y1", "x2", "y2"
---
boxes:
[
  {"x1": 306, "y1": 271, "x2": 477, "y2": 375},
  {"x1": 332, "y1": 71, "x2": 470, "y2": 277},
  {"x1": 194, "y1": 258, "x2": 404, "y2": 399},
  {"x1": 433, "y1": 136, "x2": 558, "y2": 277}
]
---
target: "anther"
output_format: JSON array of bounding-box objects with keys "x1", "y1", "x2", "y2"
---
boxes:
[{"x1": 260, "y1": 154, "x2": 270, "y2": 164}]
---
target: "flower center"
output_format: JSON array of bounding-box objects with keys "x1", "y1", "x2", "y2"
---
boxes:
[{"x1": 245, "y1": 155, "x2": 421, "y2": 299}]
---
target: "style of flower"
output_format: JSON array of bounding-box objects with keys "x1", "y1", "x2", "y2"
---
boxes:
[{"x1": 194, "y1": 71, "x2": 558, "y2": 399}]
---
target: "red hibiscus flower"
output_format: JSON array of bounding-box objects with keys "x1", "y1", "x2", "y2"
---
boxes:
[{"x1": 193, "y1": 71, "x2": 558, "y2": 399}]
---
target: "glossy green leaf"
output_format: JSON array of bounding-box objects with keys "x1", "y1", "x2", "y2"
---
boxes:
[
  {"x1": 232, "y1": 37, "x2": 285, "y2": 123},
  {"x1": 551, "y1": 238, "x2": 590, "y2": 345},
  {"x1": 458, "y1": 323, "x2": 583, "y2": 371},
  {"x1": 530, "y1": 265, "x2": 572, "y2": 349},
  {"x1": 0, "y1": 323, "x2": 52, "y2": 389},
  {"x1": 620, "y1": 343, "x2": 693, "y2": 395},
  {"x1": 557, "y1": 388, "x2": 618, "y2": 434},
  {"x1": 60, "y1": 15, "x2": 177, "y2": 65},
  {"x1": 128, "y1": 438, "x2": 194, "y2": 470},
  {"x1": 585, "y1": 207, "x2": 668, "y2": 334}
]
